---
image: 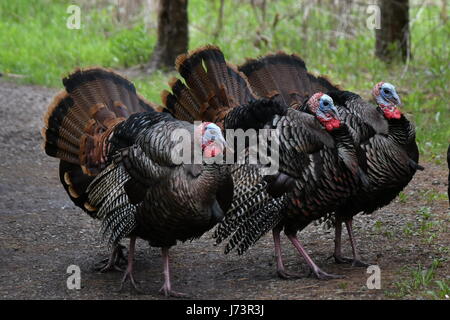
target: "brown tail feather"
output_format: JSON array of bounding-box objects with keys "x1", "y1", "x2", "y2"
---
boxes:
[
  {"x1": 307, "y1": 73, "x2": 340, "y2": 94},
  {"x1": 161, "y1": 78, "x2": 201, "y2": 123},
  {"x1": 239, "y1": 52, "x2": 340, "y2": 108},
  {"x1": 59, "y1": 160, "x2": 97, "y2": 215},
  {"x1": 190, "y1": 46, "x2": 254, "y2": 108},
  {"x1": 42, "y1": 91, "x2": 83, "y2": 164},
  {"x1": 62, "y1": 67, "x2": 139, "y2": 125},
  {"x1": 43, "y1": 67, "x2": 156, "y2": 174},
  {"x1": 166, "y1": 45, "x2": 257, "y2": 127},
  {"x1": 43, "y1": 68, "x2": 157, "y2": 212}
]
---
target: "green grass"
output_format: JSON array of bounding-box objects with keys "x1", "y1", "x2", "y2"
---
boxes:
[
  {"x1": 398, "y1": 191, "x2": 409, "y2": 204},
  {"x1": 401, "y1": 206, "x2": 444, "y2": 243},
  {"x1": 418, "y1": 190, "x2": 448, "y2": 204},
  {"x1": 1, "y1": 0, "x2": 449, "y2": 159},
  {"x1": 0, "y1": 0, "x2": 154, "y2": 86},
  {"x1": 388, "y1": 259, "x2": 449, "y2": 299}
]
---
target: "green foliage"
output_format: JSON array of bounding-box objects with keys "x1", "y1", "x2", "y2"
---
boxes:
[
  {"x1": 427, "y1": 280, "x2": 450, "y2": 299},
  {"x1": 0, "y1": 0, "x2": 448, "y2": 158},
  {"x1": 418, "y1": 190, "x2": 448, "y2": 204},
  {"x1": 402, "y1": 222, "x2": 415, "y2": 236},
  {"x1": 337, "y1": 282, "x2": 349, "y2": 290},
  {"x1": 398, "y1": 191, "x2": 409, "y2": 203},
  {"x1": 109, "y1": 23, "x2": 155, "y2": 67},
  {"x1": 402, "y1": 206, "x2": 443, "y2": 243},
  {"x1": 373, "y1": 220, "x2": 383, "y2": 234},
  {"x1": 134, "y1": 71, "x2": 175, "y2": 104},
  {"x1": 0, "y1": 1, "x2": 154, "y2": 86},
  {"x1": 389, "y1": 259, "x2": 449, "y2": 299}
]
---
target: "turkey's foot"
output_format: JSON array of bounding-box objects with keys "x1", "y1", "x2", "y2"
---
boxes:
[
  {"x1": 308, "y1": 267, "x2": 343, "y2": 280},
  {"x1": 117, "y1": 237, "x2": 142, "y2": 293},
  {"x1": 159, "y1": 284, "x2": 188, "y2": 298},
  {"x1": 95, "y1": 259, "x2": 125, "y2": 273},
  {"x1": 118, "y1": 269, "x2": 143, "y2": 294},
  {"x1": 95, "y1": 244, "x2": 127, "y2": 273},
  {"x1": 333, "y1": 254, "x2": 369, "y2": 267},
  {"x1": 159, "y1": 247, "x2": 187, "y2": 298},
  {"x1": 286, "y1": 234, "x2": 343, "y2": 280},
  {"x1": 273, "y1": 229, "x2": 303, "y2": 280}
]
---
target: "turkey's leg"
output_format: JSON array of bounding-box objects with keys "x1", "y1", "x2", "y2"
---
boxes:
[
  {"x1": 287, "y1": 234, "x2": 342, "y2": 280},
  {"x1": 159, "y1": 247, "x2": 187, "y2": 297},
  {"x1": 333, "y1": 218, "x2": 349, "y2": 264},
  {"x1": 118, "y1": 237, "x2": 142, "y2": 293},
  {"x1": 333, "y1": 218, "x2": 369, "y2": 267},
  {"x1": 344, "y1": 219, "x2": 369, "y2": 267},
  {"x1": 95, "y1": 243, "x2": 126, "y2": 272},
  {"x1": 273, "y1": 228, "x2": 302, "y2": 279}
]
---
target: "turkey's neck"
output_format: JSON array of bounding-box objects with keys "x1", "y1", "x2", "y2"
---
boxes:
[
  {"x1": 329, "y1": 125, "x2": 361, "y2": 176},
  {"x1": 387, "y1": 115, "x2": 414, "y2": 146},
  {"x1": 330, "y1": 125, "x2": 357, "y2": 153}
]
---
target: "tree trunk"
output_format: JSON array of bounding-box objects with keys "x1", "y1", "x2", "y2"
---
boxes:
[
  {"x1": 148, "y1": 0, "x2": 189, "y2": 72},
  {"x1": 375, "y1": 0, "x2": 410, "y2": 63}
]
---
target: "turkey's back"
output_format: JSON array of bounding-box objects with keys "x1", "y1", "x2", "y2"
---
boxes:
[{"x1": 332, "y1": 93, "x2": 420, "y2": 216}]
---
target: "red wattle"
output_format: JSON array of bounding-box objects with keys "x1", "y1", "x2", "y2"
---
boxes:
[
  {"x1": 331, "y1": 119, "x2": 341, "y2": 128},
  {"x1": 392, "y1": 109, "x2": 402, "y2": 119},
  {"x1": 383, "y1": 108, "x2": 402, "y2": 119},
  {"x1": 322, "y1": 118, "x2": 341, "y2": 131},
  {"x1": 203, "y1": 143, "x2": 223, "y2": 158}
]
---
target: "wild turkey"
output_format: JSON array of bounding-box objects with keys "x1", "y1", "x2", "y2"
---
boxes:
[
  {"x1": 238, "y1": 52, "x2": 422, "y2": 266},
  {"x1": 42, "y1": 68, "x2": 237, "y2": 296},
  {"x1": 162, "y1": 45, "x2": 368, "y2": 279},
  {"x1": 42, "y1": 70, "x2": 159, "y2": 272}
]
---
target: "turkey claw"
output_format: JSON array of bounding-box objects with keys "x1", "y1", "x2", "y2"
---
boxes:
[
  {"x1": 117, "y1": 271, "x2": 143, "y2": 294},
  {"x1": 333, "y1": 255, "x2": 370, "y2": 267},
  {"x1": 159, "y1": 286, "x2": 188, "y2": 298},
  {"x1": 309, "y1": 268, "x2": 343, "y2": 280},
  {"x1": 95, "y1": 260, "x2": 125, "y2": 273}
]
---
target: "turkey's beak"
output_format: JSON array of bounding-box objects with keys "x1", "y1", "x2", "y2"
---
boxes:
[
  {"x1": 328, "y1": 108, "x2": 339, "y2": 120},
  {"x1": 389, "y1": 92, "x2": 401, "y2": 107}
]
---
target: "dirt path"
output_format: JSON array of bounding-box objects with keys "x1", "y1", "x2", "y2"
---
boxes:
[{"x1": 0, "y1": 79, "x2": 448, "y2": 300}]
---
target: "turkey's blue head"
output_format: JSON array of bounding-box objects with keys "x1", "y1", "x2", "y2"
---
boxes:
[
  {"x1": 196, "y1": 122, "x2": 227, "y2": 158},
  {"x1": 307, "y1": 93, "x2": 341, "y2": 131},
  {"x1": 372, "y1": 82, "x2": 402, "y2": 120}
]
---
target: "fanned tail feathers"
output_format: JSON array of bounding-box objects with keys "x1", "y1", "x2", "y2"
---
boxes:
[
  {"x1": 42, "y1": 91, "x2": 88, "y2": 165},
  {"x1": 42, "y1": 67, "x2": 158, "y2": 212},
  {"x1": 239, "y1": 52, "x2": 340, "y2": 108},
  {"x1": 162, "y1": 45, "x2": 257, "y2": 126},
  {"x1": 43, "y1": 67, "x2": 158, "y2": 175}
]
